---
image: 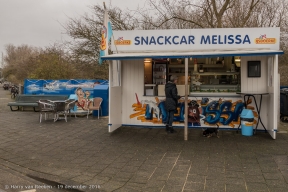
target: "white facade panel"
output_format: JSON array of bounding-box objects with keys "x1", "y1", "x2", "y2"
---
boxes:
[
  {"x1": 109, "y1": 86, "x2": 122, "y2": 132},
  {"x1": 241, "y1": 56, "x2": 268, "y2": 93},
  {"x1": 271, "y1": 55, "x2": 279, "y2": 139},
  {"x1": 109, "y1": 61, "x2": 122, "y2": 132},
  {"x1": 240, "y1": 56, "x2": 279, "y2": 138},
  {"x1": 121, "y1": 60, "x2": 145, "y2": 124}
]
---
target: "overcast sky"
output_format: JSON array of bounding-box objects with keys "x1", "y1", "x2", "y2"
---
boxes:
[{"x1": 0, "y1": 0, "x2": 143, "y2": 65}]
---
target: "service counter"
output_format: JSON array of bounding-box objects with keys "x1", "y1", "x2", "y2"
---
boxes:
[
  {"x1": 192, "y1": 84, "x2": 240, "y2": 94},
  {"x1": 155, "y1": 84, "x2": 239, "y2": 97},
  {"x1": 189, "y1": 92, "x2": 240, "y2": 97},
  {"x1": 157, "y1": 84, "x2": 190, "y2": 96}
]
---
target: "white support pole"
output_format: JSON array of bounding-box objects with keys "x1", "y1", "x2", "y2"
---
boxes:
[
  {"x1": 273, "y1": 55, "x2": 279, "y2": 139},
  {"x1": 184, "y1": 58, "x2": 188, "y2": 141}
]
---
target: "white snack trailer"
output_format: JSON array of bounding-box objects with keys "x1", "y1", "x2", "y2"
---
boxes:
[{"x1": 102, "y1": 27, "x2": 283, "y2": 140}]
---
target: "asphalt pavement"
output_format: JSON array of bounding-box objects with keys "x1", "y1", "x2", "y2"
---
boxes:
[{"x1": 1, "y1": 86, "x2": 288, "y2": 192}]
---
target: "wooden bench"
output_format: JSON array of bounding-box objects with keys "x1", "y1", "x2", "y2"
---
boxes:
[{"x1": 7, "y1": 94, "x2": 69, "y2": 112}]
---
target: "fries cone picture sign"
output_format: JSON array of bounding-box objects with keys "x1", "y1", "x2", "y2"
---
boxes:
[{"x1": 99, "y1": 2, "x2": 113, "y2": 64}]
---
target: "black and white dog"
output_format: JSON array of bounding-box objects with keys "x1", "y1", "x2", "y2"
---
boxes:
[{"x1": 203, "y1": 124, "x2": 220, "y2": 138}]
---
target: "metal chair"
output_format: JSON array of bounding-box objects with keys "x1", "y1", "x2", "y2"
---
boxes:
[
  {"x1": 37, "y1": 100, "x2": 57, "y2": 123},
  {"x1": 87, "y1": 97, "x2": 103, "y2": 119},
  {"x1": 64, "y1": 99, "x2": 76, "y2": 118},
  {"x1": 53, "y1": 101, "x2": 68, "y2": 122}
]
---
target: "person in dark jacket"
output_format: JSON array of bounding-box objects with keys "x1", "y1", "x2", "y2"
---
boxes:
[{"x1": 165, "y1": 75, "x2": 181, "y2": 133}]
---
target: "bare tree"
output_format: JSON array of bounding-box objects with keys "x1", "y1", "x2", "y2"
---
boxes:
[
  {"x1": 2, "y1": 44, "x2": 39, "y2": 84},
  {"x1": 138, "y1": 0, "x2": 274, "y2": 29},
  {"x1": 27, "y1": 45, "x2": 78, "y2": 80},
  {"x1": 224, "y1": 0, "x2": 288, "y2": 28},
  {"x1": 63, "y1": 3, "x2": 141, "y2": 79},
  {"x1": 64, "y1": 4, "x2": 139, "y2": 64},
  {"x1": 2, "y1": 44, "x2": 92, "y2": 83}
]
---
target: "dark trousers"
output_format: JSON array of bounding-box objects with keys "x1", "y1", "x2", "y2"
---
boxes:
[{"x1": 166, "y1": 110, "x2": 175, "y2": 127}]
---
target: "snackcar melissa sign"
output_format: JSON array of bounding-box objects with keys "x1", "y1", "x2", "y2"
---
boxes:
[
  {"x1": 134, "y1": 34, "x2": 252, "y2": 45},
  {"x1": 111, "y1": 27, "x2": 279, "y2": 52}
]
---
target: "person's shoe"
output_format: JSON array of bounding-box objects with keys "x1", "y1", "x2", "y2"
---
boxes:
[
  {"x1": 165, "y1": 125, "x2": 169, "y2": 132},
  {"x1": 169, "y1": 126, "x2": 177, "y2": 133}
]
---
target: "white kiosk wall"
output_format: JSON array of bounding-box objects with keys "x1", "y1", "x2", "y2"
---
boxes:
[
  {"x1": 269, "y1": 55, "x2": 279, "y2": 139},
  {"x1": 241, "y1": 55, "x2": 277, "y2": 139},
  {"x1": 121, "y1": 60, "x2": 145, "y2": 125},
  {"x1": 241, "y1": 55, "x2": 268, "y2": 130},
  {"x1": 265, "y1": 55, "x2": 278, "y2": 139},
  {"x1": 109, "y1": 60, "x2": 122, "y2": 132}
]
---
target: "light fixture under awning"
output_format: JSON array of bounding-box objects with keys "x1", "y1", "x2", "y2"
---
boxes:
[
  {"x1": 102, "y1": 49, "x2": 283, "y2": 60},
  {"x1": 234, "y1": 56, "x2": 241, "y2": 67},
  {"x1": 144, "y1": 58, "x2": 152, "y2": 63}
]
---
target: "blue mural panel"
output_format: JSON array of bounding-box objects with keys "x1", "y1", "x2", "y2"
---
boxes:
[
  {"x1": 24, "y1": 79, "x2": 108, "y2": 95},
  {"x1": 24, "y1": 79, "x2": 44, "y2": 95}
]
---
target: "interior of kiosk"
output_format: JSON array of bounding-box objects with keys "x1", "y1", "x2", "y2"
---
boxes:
[{"x1": 102, "y1": 28, "x2": 283, "y2": 140}]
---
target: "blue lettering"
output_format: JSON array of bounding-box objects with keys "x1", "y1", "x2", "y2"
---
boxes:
[
  {"x1": 212, "y1": 35, "x2": 217, "y2": 44},
  {"x1": 200, "y1": 35, "x2": 210, "y2": 44},
  {"x1": 228, "y1": 35, "x2": 234, "y2": 44},
  {"x1": 243, "y1": 35, "x2": 251, "y2": 44},
  {"x1": 233, "y1": 102, "x2": 245, "y2": 121},
  {"x1": 165, "y1": 36, "x2": 171, "y2": 44},
  {"x1": 141, "y1": 36, "x2": 149, "y2": 45},
  {"x1": 205, "y1": 101, "x2": 221, "y2": 124},
  {"x1": 135, "y1": 34, "x2": 250, "y2": 46},
  {"x1": 203, "y1": 100, "x2": 245, "y2": 126},
  {"x1": 218, "y1": 35, "x2": 223, "y2": 44},
  {"x1": 172, "y1": 36, "x2": 179, "y2": 44},
  {"x1": 188, "y1": 36, "x2": 195, "y2": 44},
  {"x1": 157, "y1": 36, "x2": 163, "y2": 45},
  {"x1": 235, "y1": 35, "x2": 242, "y2": 44},
  {"x1": 149, "y1": 36, "x2": 156, "y2": 45},
  {"x1": 180, "y1": 36, "x2": 187, "y2": 44},
  {"x1": 134, "y1": 36, "x2": 140, "y2": 45},
  {"x1": 176, "y1": 98, "x2": 246, "y2": 127},
  {"x1": 218, "y1": 101, "x2": 233, "y2": 125}
]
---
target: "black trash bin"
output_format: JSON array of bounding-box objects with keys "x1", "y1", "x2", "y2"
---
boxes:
[{"x1": 280, "y1": 89, "x2": 288, "y2": 116}]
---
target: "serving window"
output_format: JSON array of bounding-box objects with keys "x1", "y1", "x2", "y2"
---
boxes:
[
  {"x1": 143, "y1": 57, "x2": 241, "y2": 96},
  {"x1": 166, "y1": 57, "x2": 241, "y2": 93}
]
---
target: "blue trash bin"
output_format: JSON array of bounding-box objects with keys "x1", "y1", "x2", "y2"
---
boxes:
[
  {"x1": 93, "y1": 84, "x2": 109, "y2": 116},
  {"x1": 240, "y1": 109, "x2": 254, "y2": 136}
]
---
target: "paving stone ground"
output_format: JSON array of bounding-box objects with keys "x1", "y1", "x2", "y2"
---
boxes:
[{"x1": 1, "y1": 87, "x2": 288, "y2": 192}]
